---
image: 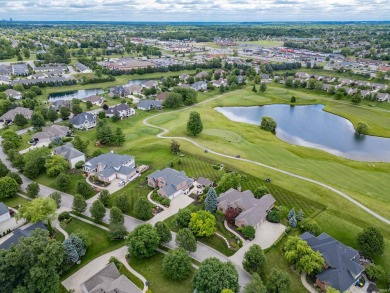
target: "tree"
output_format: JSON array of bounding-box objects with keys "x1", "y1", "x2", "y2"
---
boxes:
[
  {"x1": 111, "y1": 113, "x2": 121, "y2": 122},
  {"x1": 0, "y1": 160, "x2": 9, "y2": 177},
  {"x1": 284, "y1": 236, "x2": 325, "y2": 274},
  {"x1": 176, "y1": 228, "x2": 197, "y2": 252},
  {"x1": 114, "y1": 193, "x2": 129, "y2": 212},
  {"x1": 254, "y1": 186, "x2": 269, "y2": 198},
  {"x1": 72, "y1": 104, "x2": 82, "y2": 115},
  {"x1": 110, "y1": 206, "x2": 124, "y2": 225},
  {"x1": 72, "y1": 136, "x2": 89, "y2": 153},
  {"x1": 155, "y1": 221, "x2": 172, "y2": 245},
  {"x1": 47, "y1": 108, "x2": 58, "y2": 122},
  {"x1": 56, "y1": 173, "x2": 71, "y2": 190},
  {"x1": 290, "y1": 96, "x2": 297, "y2": 103},
  {"x1": 170, "y1": 140, "x2": 180, "y2": 154},
  {"x1": 0, "y1": 176, "x2": 19, "y2": 199},
  {"x1": 288, "y1": 208, "x2": 295, "y2": 220},
  {"x1": 76, "y1": 180, "x2": 93, "y2": 198},
  {"x1": 134, "y1": 197, "x2": 152, "y2": 220},
  {"x1": 164, "y1": 92, "x2": 183, "y2": 108},
  {"x1": 16, "y1": 197, "x2": 57, "y2": 224},
  {"x1": 72, "y1": 194, "x2": 87, "y2": 213},
  {"x1": 355, "y1": 121, "x2": 369, "y2": 135},
  {"x1": 99, "y1": 189, "x2": 110, "y2": 206},
  {"x1": 63, "y1": 234, "x2": 87, "y2": 264},
  {"x1": 0, "y1": 229, "x2": 65, "y2": 293},
  {"x1": 225, "y1": 208, "x2": 239, "y2": 224},
  {"x1": 267, "y1": 268, "x2": 291, "y2": 293},
  {"x1": 60, "y1": 106, "x2": 71, "y2": 120},
  {"x1": 365, "y1": 264, "x2": 385, "y2": 281},
  {"x1": 266, "y1": 210, "x2": 280, "y2": 223},
  {"x1": 241, "y1": 225, "x2": 256, "y2": 239},
  {"x1": 127, "y1": 224, "x2": 160, "y2": 258},
  {"x1": 187, "y1": 111, "x2": 203, "y2": 136},
  {"x1": 86, "y1": 100, "x2": 93, "y2": 110},
  {"x1": 162, "y1": 248, "x2": 192, "y2": 280},
  {"x1": 252, "y1": 85, "x2": 257, "y2": 92},
  {"x1": 243, "y1": 273, "x2": 266, "y2": 293},
  {"x1": 31, "y1": 113, "x2": 46, "y2": 129},
  {"x1": 242, "y1": 244, "x2": 266, "y2": 274},
  {"x1": 49, "y1": 192, "x2": 62, "y2": 207},
  {"x1": 6, "y1": 172, "x2": 22, "y2": 185},
  {"x1": 45, "y1": 155, "x2": 70, "y2": 176},
  {"x1": 260, "y1": 116, "x2": 277, "y2": 132},
  {"x1": 22, "y1": 147, "x2": 50, "y2": 179},
  {"x1": 299, "y1": 218, "x2": 321, "y2": 236},
  {"x1": 193, "y1": 258, "x2": 239, "y2": 293},
  {"x1": 26, "y1": 182, "x2": 40, "y2": 198},
  {"x1": 175, "y1": 208, "x2": 192, "y2": 228},
  {"x1": 218, "y1": 172, "x2": 246, "y2": 192},
  {"x1": 108, "y1": 224, "x2": 128, "y2": 240},
  {"x1": 114, "y1": 127, "x2": 125, "y2": 145},
  {"x1": 13, "y1": 113, "x2": 28, "y2": 127},
  {"x1": 205, "y1": 187, "x2": 218, "y2": 213},
  {"x1": 289, "y1": 216, "x2": 297, "y2": 228},
  {"x1": 259, "y1": 83, "x2": 267, "y2": 92},
  {"x1": 297, "y1": 209, "x2": 304, "y2": 221},
  {"x1": 222, "y1": 290, "x2": 235, "y2": 293},
  {"x1": 352, "y1": 94, "x2": 362, "y2": 105},
  {"x1": 2, "y1": 129, "x2": 22, "y2": 148},
  {"x1": 89, "y1": 200, "x2": 106, "y2": 222},
  {"x1": 356, "y1": 226, "x2": 385, "y2": 257},
  {"x1": 189, "y1": 210, "x2": 216, "y2": 237}
]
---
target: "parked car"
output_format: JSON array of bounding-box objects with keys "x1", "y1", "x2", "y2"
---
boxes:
[{"x1": 118, "y1": 180, "x2": 126, "y2": 187}]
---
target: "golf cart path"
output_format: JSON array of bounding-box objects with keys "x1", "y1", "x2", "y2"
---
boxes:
[{"x1": 143, "y1": 92, "x2": 390, "y2": 225}]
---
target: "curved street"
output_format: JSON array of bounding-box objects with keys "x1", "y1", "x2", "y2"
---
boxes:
[{"x1": 143, "y1": 93, "x2": 390, "y2": 225}]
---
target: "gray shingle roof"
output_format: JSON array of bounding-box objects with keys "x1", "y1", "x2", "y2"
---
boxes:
[
  {"x1": 105, "y1": 103, "x2": 131, "y2": 115},
  {"x1": 0, "y1": 221, "x2": 47, "y2": 250},
  {"x1": 71, "y1": 112, "x2": 96, "y2": 126},
  {"x1": 32, "y1": 125, "x2": 69, "y2": 140},
  {"x1": 148, "y1": 168, "x2": 193, "y2": 187},
  {"x1": 85, "y1": 153, "x2": 134, "y2": 171},
  {"x1": 0, "y1": 202, "x2": 9, "y2": 216},
  {"x1": 0, "y1": 107, "x2": 33, "y2": 121},
  {"x1": 54, "y1": 143, "x2": 85, "y2": 160},
  {"x1": 137, "y1": 100, "x2": 162, "y2": 109},
  {"x1": 301, "y1": 232, "x2": 364, "y2": 292},
  {"x1": 82, "y1": 262, "x2": 141, "y2": 293}
]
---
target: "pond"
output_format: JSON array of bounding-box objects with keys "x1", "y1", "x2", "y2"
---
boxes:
[
  {"x1": 215, "y1": 104, "x2": 390, "y2": 162},
  {"x1": 127, "y1": 79, "x2": 145, "y2": 85},
  {"x1": 48, "y1": 88, "x2": 104, "y2": 101}
]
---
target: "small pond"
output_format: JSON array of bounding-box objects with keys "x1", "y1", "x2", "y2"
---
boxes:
[
  {"x1": 215, "y1": 104, "x2": 390, "y2": 162},
  {"x1": 48, "y1": 88, "x2": 104, "y2": 101}
]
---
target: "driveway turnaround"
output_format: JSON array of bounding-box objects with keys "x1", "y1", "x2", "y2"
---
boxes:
[{"x1": 228, "y1": 222, "x2": 285, "y2": 268}]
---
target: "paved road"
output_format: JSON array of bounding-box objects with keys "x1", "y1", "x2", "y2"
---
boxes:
[{"x1": 143, "y1": 93, "x2": 390, "y2": 225}]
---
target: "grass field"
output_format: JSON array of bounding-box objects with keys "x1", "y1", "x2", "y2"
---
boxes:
[
  {"x1": 0, "y1": 195, "x2": 30, "y2": 208},
  {"x1": 60, "y1": 217, "x2": 125, "y2": 280},
  {"x1": 128, "y1": 252, "x2": 195, "y2": 293}
]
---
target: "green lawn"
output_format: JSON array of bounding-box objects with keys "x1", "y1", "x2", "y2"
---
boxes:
[
  {"x1": 60, "y1": 217, "x2": 125, "y2": 280},
  {"x1": 128, "y1": 252, "x2": 195, "y2": 293},
  {"x1": 0, "y1": 195, "x2": 30, "y2": 208},
  {"x1": 34, "y1": 171, "x2": 95, "y2": 198}
]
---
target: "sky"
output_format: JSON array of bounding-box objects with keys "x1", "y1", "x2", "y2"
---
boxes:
[{"x1": 0, "y1": 0, "x2": 389, "y2": 22}]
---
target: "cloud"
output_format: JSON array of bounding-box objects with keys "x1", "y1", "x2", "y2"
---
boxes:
[{"x1": 0, "y1": 0, "x2": 388, "y2": 21}]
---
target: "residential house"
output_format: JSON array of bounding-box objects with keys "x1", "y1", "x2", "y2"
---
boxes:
[
  {"x1": 12, "y1": 63, "x2": 29, "y2": 76},
  {"x1": 109, "y1": 86, "x2": 130, "y2": 97},
  {"x1": 301, "y1": 232, "x2": 364, "y2": 293},
  {"x1": 32, "y1": 125, "x2": 70, "y2": 143},
  {"x1": 34, "y1": 65, "x2": 66, "y2": 72},
  {"x1": 156, "y1": 91, "x2": 169, "y2": 102},
  {"x1": 179, "y1": 74, "x2": 190, "y2": 81},
  {"x1": 4, "y1": 89, "x2": 22, "y2": 100},
  {"x1": 0, "y1": 65, "x2": 12, "y2": 76},
  {"x1": 195, "y1": 71, "x2": 209, "y2": 79},
  {"x1": 84, "y1": 152, "x2": 136, "y2": 183},
  {"x1": 372, "y1": 83, "x2": 388, "y2": 91},
  {"x1": 322, "y1": 76, "x2": 336, "y2": 83},
  {"x1": 125, "y1": 84, "x2": 143, "y2": 95},
  {"x1": 0, "y1": 203, "x2": 11, "y2": 223},
  {"x1": 197, "y1": 177, "x2": 213, "y2": 188},
  {"x1": 137, "y1": 100, "x2": 162, "y2": 111},
  {"x1": 83, "y1": 95, "x2": 105, "y2": 106},
  {"x1": 295, "y1": 72, "x2": 310, "y2": 79},
  {"x1": 355, "y1": 80, "x2": 371, "y2": 87},
  {"x1": 212, "y1": 78, "x2": 228, "y2": 88},
  {"x1": 147, "y1": 168, "x2": 194, "y2": 199},
  {"x1": 28, "y1": 73, "x2": 47, "y2": 80},
  {"x1": 0, "y1": 222, "x2": 47, "y2": 250},
  {"x1": 105, "y1": 103, "x2": 135, "y2": 118},
  {"x1": 360, "y1": 90, "x2": 371, "y2": 98},
  {"x1": 377, "y1": 93, "x2": 389, "y2": 102},
  {"x1": 178, "y1": 84, "x2": 191, "y2": 89},
  {"x1": 214, "y1": 69, "x2": 226, "y2": 76},
  {"x1": 237, "y1": 75, "x2": 245, "y2": 84},
  {"x1": 338, "y1": 78, "x2": 352, "y2": 85},
  {"x1": 261, "y1": 74, "x2": 272, "y2": 83},
  {"x1": 192, "y1": 81, "x2": 208, "y2": 91},
  {"x1": 51, "y1": 100, "x2": 71, "y2": 111},
  {"x1": 323, "y1": 84, "x2": 333, "y2": 92},
  {"x1": 80, "y1": 262, "x2": 142, "y2": 293},
  {"x1": 53, "y1": 143, "x2": 85, "y2": 168},
  {"x1": 0, "y1": 75, "x2": 11, "y2": 85},
  {"x1": 142, "y1": 80, "x2": 159, "y2": 89},
  {"x1": 217, "y1": 188, "x2": 276, "y2": 229},
  {"x1": 0, "y1": 107, "x2": 33, "y2": 123},
  {"x1": 71, "y1": 112, "x2": 96, "y2": 130},
  {"x1": 74, "y1": 62, "x2": 92, "y2": 73}
]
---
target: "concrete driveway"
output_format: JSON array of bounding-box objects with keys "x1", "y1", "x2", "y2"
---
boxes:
[
  {"x1": 229, "y1": 221, "x2": 285, "y2": 268},
  {"x1": 147, "y1": 194, "x2": 193, "y2": 225}
]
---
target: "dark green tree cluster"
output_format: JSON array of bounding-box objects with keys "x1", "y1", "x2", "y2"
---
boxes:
[{"x1": 96, "y1": 119, "x2": 125, "y2": 145}]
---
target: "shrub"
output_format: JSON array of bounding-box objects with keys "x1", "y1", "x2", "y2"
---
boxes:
[
  {"x1": 365, "y1": 264, "x2": 385, "y2": 281},
  {"x1": 241, "y1": 226, "x2": 256, "y2": 239},
  {"x1": 75, "y1": 161, "x2": 84, "y2": 169},
  {"x1": 267, "y1": 210, "x2": 280, "y2": 223},
  {"x1": 109, "y1": 256, "x2": 122, "y2": 270},
  {"x1": 161, "y1": 197, "x2": 170, "y2": 207},
  {"x1": 58, "y1": 212, "x2": 71, "y2": 221}
]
